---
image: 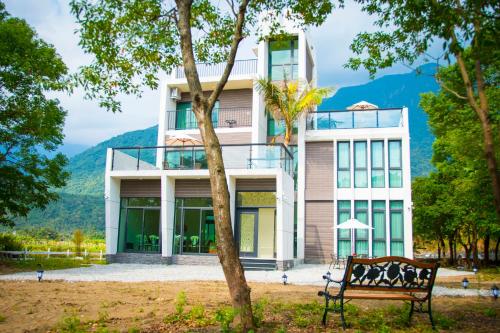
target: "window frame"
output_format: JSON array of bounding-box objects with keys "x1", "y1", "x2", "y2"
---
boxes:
[
  {"x1": 389, "y1": 200, "x2": 404, "y2": 256},
  {"x1": 337, "y1": 141, "x2": 351, "y2": 188},
  {"x1": 370, "y1": 140, "x2": 385, "y2": 188},
  {"x1": 354, "y1": 141, "x2": 368, "y2": 188},
  {"x1": 371, "y1": 200, "x2": 386, "y2": 257},
  {"x1": 388, "y1": 140, "x2": 403, "y2": 188}
]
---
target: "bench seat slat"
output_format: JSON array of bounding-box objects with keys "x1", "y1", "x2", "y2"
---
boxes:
[{"x1": 344, "y1": 292, "x2": 418, "y2": 301}]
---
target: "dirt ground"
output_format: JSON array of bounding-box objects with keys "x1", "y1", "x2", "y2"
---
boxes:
[{"x1": 0, "y1": 280, "x2": 499, "y2": 333}]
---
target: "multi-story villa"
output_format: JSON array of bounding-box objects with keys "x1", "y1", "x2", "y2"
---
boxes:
[{"x1": 105, "y1": 23, "x2": 413, "y2": 270}]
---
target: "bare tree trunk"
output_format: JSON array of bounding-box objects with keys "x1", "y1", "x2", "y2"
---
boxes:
[
  {"x1": 484, "y1": 234, "x2": 490, "y2": 264},
  {"x1": 437, "y1": 239, "x2": 441, "y2": 260},
  {"x1": 453, "y1": 48, "x2": 500, "y2": 221},
  {"x1": 495, "y1": 237, "x2": 500, "y2": 263},
  {"x1": 174, "y1": 1, "x2": 254, "y2": 330},
  {"x1": 448, "y1": 237, "x2": 454, "y2": 266},
  {"x1": 472, "y1": 228, "x2": 479, "y2": 267}
]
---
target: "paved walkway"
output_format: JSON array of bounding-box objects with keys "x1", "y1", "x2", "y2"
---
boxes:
[{"x1": 0, "y1": 263, "x2": 485, "y2": 296}]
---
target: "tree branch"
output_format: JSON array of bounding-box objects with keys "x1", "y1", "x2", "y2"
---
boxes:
[
  {"x1": 225, "y1": 0, "x2": 238, "y2": 18},
  {"x1": 435, "y1": 74, "x2": 467, "y2": 100},
  {"x1": 207, "y1": 0, "x2": 249, "y2": 111}
]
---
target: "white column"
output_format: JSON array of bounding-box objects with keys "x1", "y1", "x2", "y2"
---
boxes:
[
  {"x1": 402, "y1": 107, "x2": 413, "y2": 258},
  {"x1": 227, "y1": 175, "x2": 237, "y2": 230},
  {"x1": 253, "y1": 40, "x2": 268, "y2": 144},
  {"x1": 105, "y1": 149, "x2": 121, "y2": 255},
  {"x1": 276, "y1": 170, "x2": 295, "y2": 262},
  {"x1": 162, "y1": 175, "x2": 175, "y2": 258}
]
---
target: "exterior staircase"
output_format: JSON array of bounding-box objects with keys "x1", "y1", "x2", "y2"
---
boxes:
[{"x1": 239, "y1": 258, "x2": 277, "y2": 271}]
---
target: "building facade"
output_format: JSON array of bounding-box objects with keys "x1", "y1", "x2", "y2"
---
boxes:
[{"x1": 104, "y1": 24, "x2": 413, "y2": 269}]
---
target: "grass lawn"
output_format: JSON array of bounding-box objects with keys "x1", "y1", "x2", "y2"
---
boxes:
[
  {"x1": 0, "y1": 257, "x2": 106, "y2": 275},
  {"x1": 0, "y1": 281, "x2": 498, "y2": 332}
]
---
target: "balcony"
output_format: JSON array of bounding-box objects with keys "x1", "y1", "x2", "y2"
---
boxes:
[
  {"x1": 306, "y1": 108, "x2": 403, "y2": 130},
  {"x1": 166, "y1": 107, "x2": 252, "y2": 130},
  {"x1": 111, "y1": 144, "x2": 294, "y2": 176},
  {"x1": 174, "y1": 59, "x2": 257, "y2": 79}
]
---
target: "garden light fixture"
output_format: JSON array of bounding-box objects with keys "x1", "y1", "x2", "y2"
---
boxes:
[
  {"x1": 472, "y1": 264, "x2": 478, "y2": 274},
  {"x1": 462, "y1": 278, "x2": 469, "y2": 289},
  {"x1": 282, "y1": 273, "x2": 288, "y2": 285},
  {"x1": 491, "y1": 285, "x2": 499, "y2": 300},
  {"x1": 326, "y1": 271, "x2": 331, "y2": 280}
]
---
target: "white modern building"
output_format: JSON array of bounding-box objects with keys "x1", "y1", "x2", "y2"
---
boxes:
[{"x1": 104, "y1": 23, "x2": 412, "y2": 270}]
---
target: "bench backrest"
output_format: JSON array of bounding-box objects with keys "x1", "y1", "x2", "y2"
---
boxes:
[{"x1": 340, "y1": 256, "x2": 439, "y2": 294}]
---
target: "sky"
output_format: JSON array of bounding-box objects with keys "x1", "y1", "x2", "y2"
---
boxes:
[{"x1": 4, "y1": 0, "x2": 410, "y2": 148}]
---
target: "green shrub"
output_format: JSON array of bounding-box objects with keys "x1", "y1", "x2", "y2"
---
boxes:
[
  {"x1": 58, "y1": 315, "x2": 85, "y2": 333},
  {"x1": 0, "y1": 233, "x2": 23, "y2": 251},
  {"x1": 214, "y1": 306, "x2": 236, "y2": 333},
  {"x1": 163, "y1": 291, "x2": 188, "y2": 324},
  {"x1": 0, "y1": 314, "x2": 6, "y2": 323},
  {"x1": 484, "y1": 307, "x2": 496, "y2": 318},
  {"x1": 252, "y1": 298, "x2": 268, "y2": 327}
]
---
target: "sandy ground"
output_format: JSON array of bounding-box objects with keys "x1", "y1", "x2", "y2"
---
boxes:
[{"x1": 0, "y1": 280, "x2": 499, "y2": 333}]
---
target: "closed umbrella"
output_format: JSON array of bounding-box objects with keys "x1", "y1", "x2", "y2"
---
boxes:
[{"x1": 334, "y1": 218, "x2": 372, "y2": 256}]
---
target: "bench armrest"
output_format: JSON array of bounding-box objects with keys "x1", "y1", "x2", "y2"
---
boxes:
[{"x1": 322, "y1": 275, "x2": 342, "y2": 284}]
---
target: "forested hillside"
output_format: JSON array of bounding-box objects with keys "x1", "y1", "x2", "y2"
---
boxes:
[{"x1": 12, "y1": 66, "x2": 438, "y2": 235}]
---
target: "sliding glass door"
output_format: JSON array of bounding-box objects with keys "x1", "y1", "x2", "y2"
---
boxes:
[{"x1": 121, "y1": 207, "x2": 160, "y2": 253}]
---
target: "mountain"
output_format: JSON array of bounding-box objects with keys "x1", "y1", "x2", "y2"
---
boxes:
[
  {"x1": 12, "y1": 126, "x2": 158, "y2": 235},
  {"x1": 12, "y1": 66, "x2": 438, "y2": 235},
  {"x1": 319, "y1": 64, "x2": 439, "y2": 177}
]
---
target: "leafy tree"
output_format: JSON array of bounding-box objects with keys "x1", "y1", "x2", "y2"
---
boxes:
[
  {"x1": 413, "y1": 54, "x2": 499, "y2": 265},
  {"x1": 256, "y1": 78, "x2": 332, "y2": 145},
  {"x1": 344, "y1": 0, "x2": 500, "y2": 220},
  {"x1": 0, "y1": 3, "x2": 70, "y2": 226},
  {"x1": 73, "y1": 229, "x2": 84, "y2": 256},
  {"x1": 70, "y1": 0, "x2": 334, "y2": 329}
]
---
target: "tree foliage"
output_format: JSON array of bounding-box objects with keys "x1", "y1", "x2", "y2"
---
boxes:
[
  {"x1": 0, "y1": 2, "x2": 70, "y2": 226},
  {"x1": 413, "y1": 52, "x2": 499, "y2": 264},
  {"x1": 345, "y1": 0, "x2": 500, "y2": 220},
  {"x1": 256, "y1": 78, "x2": 332, "y2": 145}
]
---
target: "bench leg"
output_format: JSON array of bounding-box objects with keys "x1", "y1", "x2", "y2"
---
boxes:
[
  {"x1": 428, "y1": 299, "x2": 436, "y2": 330},
  {"x1": 322, "y1": 297, "x2": 329, "y2": 325},
  {"x1": 340, "y1": 299, "x2": 346, "y2": 330},
  {"x1": 408, "y1": 301, "x2": 415, "y2": 323}
]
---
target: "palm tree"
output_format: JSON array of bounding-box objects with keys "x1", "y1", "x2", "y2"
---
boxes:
[{"x1": 255, "y1": 77, "x2": 333, "y2": 146}]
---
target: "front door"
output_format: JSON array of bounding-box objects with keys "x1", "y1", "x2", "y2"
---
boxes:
[{"x1": 237, "y1": 210, "x2": 258, "y2": 257}]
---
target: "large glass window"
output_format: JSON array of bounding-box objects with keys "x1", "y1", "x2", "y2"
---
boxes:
[
  {"x1": 175, "y1": 101, "x2": 219, "y2": 130},
  {"x1": 371, "y1": 140, "x2": 385, "y2": 188},
  {"x1": 337, "y1": 200, "x2": 351, "y2": 257},
  {"x1": 354, "y1": 201, "x2": 369, "y2": 256},
  {"x1": 118, "y1": 198, "x2": 161, "y2": 253},
  {"x1": 354, "y1": 141, "x2": 368, "y2": 188},
  {"x1": 165, "y1": 148, "x2": 207, "y2": 169},
  {"x1": 173, "y1": 198, "x2": 216, "y2": 255},
  {"x1": 388, "y1": 140, "x2": 402, "y2": 187},
  {"x1": 390, "y1": 200, "x2": 404, "y2": 256},
  {"x1": 269, "y1": 38, "x2": 298, "y2": 80},
  {"x1": 372, "y1": 201, "x2": 386, "y2": 257},
  {"x1": 337, "y1": 142, "x2": 350, "y2": 188}
]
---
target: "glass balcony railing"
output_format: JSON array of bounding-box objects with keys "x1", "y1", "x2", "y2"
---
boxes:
[
  {"x1": 111, "y1": 144, "x2": 294, "y2": 176},
  {"x1": 166, "y1": 107, "x2": 252, "y2": 130},
  {"x1": 175, "y1": 59, "x2": 257, "y2": 79},
  {"x1": 306, "y1": 109, "x2": 403, "y2": 130}
]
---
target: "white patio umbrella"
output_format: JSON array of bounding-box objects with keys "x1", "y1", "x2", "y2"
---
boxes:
[
  {"x1": 334, "y1": 218, "x2": 373, "y2": 256},
  {"x1": 165, "y1": 134, "x2": 202, "y2": 146},
  {"x1": 165, "y1": 134, "x2": 202, "y2": 168}
]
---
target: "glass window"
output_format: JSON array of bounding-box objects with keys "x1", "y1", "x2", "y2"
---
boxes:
[
  {"x1": 173, "y1": 198, "x2": 216, "y2": 255},
  {"x1": 389, "y1": 140, "x2": 402, "y2": 187},
  {"x1": 354, "y1": 201, "x2": 368, "y2": 256},
  {"x1": 269, "y1": 38, "x2": 299, "y2": 80},
  {"x1": 354, "y1": 141, "x2": 367, "y2": 188},
  {"x1": 237, "y1": 192, "x2": 276, "y2": 207},
  {"x1": 337, "y1": 142, "x2": 350, "y2": 188},
  {"x1": 372, "y1": 201, "x2": 386, "y2": 257},
  {"x1": 371, "y1": 140, "x2": 385, "y2": 188},
  {"x1": 118, "y1": 198, "x2": 161, "y2": 253},
  {"x1": 175, "y1": 101, "x2": 219, "y2": 129},
  {"x1": 337, "y1": 200, "x2": 351, "y2": 257},
  {"x1": 390, "y1": 200, "x2": 404, "y2": 256}
]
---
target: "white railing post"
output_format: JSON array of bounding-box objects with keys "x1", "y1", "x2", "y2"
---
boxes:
[
  {"x1": 84, "y1": 249, "x2": 88, "y2": 258},
  {"x1": 100, "y1": 250, "x2": 103, "y2": 260},
  {"x1": 24, "y1": 247, "x2": 28, "y2": 260},
  {"x1": 47, "y1": 248, "x2": 50, "y2": 258},
  {"x1": 67, "y1": 249, "x2": 70, "y2": 257}
]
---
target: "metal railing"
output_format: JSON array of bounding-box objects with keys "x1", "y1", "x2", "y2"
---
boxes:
[
  {"x1": 306, "y1": 108, "x2": 403, "y2": 130},
  {"x1": 166, "y1": 107, "x2": 252, "y2": 130},
  {"x1": 111, "y1": 144, "x2": 294, "y2": 176},
  {"x1": 175, "y1": 59, "x2": 257, "y2": 79}
]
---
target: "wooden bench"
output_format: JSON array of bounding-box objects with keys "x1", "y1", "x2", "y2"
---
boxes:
[{"x1": 318, "y1": 256, "x2": 439, "y2": 330}]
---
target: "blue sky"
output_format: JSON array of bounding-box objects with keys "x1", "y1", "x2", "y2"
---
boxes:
[{"x1": 4, "y1": 0, "x2": 411, "y2": 147}]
